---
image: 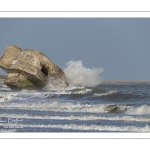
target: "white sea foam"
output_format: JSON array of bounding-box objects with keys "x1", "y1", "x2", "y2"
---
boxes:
[
  {"x1": 1, "y1": 90, "x2": 146, "y2": 116},
  {"x1": 0, "y1": 89, "x2": 125, "y2": 113},
  {"x1": 0, "y1": 99, "x2": 128, "y2": 113},
  {"x1": 0, "y1": 100, "x2": 106, "y2": 112},
  {"x1": 0, "y1": 123, "x2": 150, "y2": 132},
  {"x1": 125, "y1": 105, "x2": 150, "y2": 115},
  {"x1": 94, "y1": 90, "x2": 118, "y2": 96},
  {"x1": 64, "y1": 60, "x2": 104, "y2": 87},
  {"x1": 0, "y1": 86, "x2": 92, "y2": 103},
  {"x1": 0, "y1": 113, "x2": 150, "y2": 122}
]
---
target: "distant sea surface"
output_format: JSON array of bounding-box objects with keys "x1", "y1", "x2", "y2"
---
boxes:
[{"x1": 0, "y1": 79, "x2": 150, "y2": 132}]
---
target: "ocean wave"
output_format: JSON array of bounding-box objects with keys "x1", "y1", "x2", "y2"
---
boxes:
[
  {"x1": 93, "y1": 91, "x2": 150, "y2": 100},
  {"x1": 0, "y1": 102, "x2": 106, "y2": 112},
  {"x1": 0, "y1": 113, "x2": 150, "y2": 122},
  {"x1": 94, "y1": 90, "x2": 118, "y2": 96},
  {"x1": 0, "y1": 99, "x2": 128, "y2": 113},
  {"x1": 125, "y1": 105, "x2": 150, "y2": 115},
  {"x1": 1, "y1": 80, "x2": 150, "y2": 102},
  {"x1": 0, "y1": 123, "x2": 150, "y2": 132},
  {"x1": 1, "y1": 88, "x2": 150, "y2": 115},
  {"x1": 1, "y1": 87, "x2": 148, "y2": 103}
]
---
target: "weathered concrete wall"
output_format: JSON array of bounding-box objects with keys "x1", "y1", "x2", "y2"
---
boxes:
[{"x1": 0, "y1": 45, "x2": 67, "y2": 89}]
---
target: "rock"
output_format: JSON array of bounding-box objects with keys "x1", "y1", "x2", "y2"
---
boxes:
[
  {"x1": 0, "y1": 45, "x2": 68, "y2": 89},
  {"x1": 104, "y1": 105, "x2": 120, "y2": 113}
]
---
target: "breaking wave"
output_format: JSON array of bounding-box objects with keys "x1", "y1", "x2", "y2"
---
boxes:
[
  {"x1": 94, "y1": 90, "x2": 118, "y2": 96},
  {"x1": 1, "y1": 113, "x2": 150, "y2": 122},
  {"x1": 125, "y1": 105, "x2": 150, "y2": 115},
  {"x1": 1, "y1": 91, "x2": 150, "y2": 116},
  {"x1": 63, "y1": 60, "x2": 104, "y2": 87},
  {"x1": 1, "y1": 123, "x2": 150, "y2": 132}
]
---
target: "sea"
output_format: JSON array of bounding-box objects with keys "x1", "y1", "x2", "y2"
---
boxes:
[
  {"x1": 1, "y1": 80, "x2": 150, "y2": 133},
  {"x1": 0, "y1": 61, "x2": 150, "y2": 133}
]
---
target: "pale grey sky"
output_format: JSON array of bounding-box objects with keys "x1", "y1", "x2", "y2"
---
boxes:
[{"x1": 0, "y1": 18, "x2": 150, "y2": 80}]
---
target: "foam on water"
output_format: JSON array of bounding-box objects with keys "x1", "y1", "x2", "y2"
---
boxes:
[
  {"x1": 2, "y1": 94, "x2": 150, "y2": 116},
  {"x1": 1, "y1": 85, "x2": 149, "y2": 116},
  {"x1": 0, "y1": 101, "x2": 106, "y2": 112},
  {"x1": 125, "y1": 105, "x2": 150, "y2": 115},
  {"x1": 0, "y1": 113, "x2": 150, "y2": 122},
  {"x1": 0, "y1": 86, "x2": 127, "y2": 113},
  {"x1": 0, "y1": 97, "x2": 128, "y2": 113},
  {"x1": 94, "y1": 90, "x2": 118, "y2": 96},
  {"x1": 0, "y1": 123, "x2": 150, "y2": 132}
]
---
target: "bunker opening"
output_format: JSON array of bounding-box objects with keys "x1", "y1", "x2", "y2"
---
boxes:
[{"x1": 41, "y1": 65, "x2": 48, "y2": 76}]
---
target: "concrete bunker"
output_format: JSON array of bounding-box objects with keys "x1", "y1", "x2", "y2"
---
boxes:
[{"x1": 0, "y1": 45, "x2": 68, "y2": 90}]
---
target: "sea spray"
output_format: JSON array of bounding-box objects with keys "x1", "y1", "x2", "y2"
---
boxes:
[{"x1": 64, "y1": 60, "x2": 104, "y2": 87}]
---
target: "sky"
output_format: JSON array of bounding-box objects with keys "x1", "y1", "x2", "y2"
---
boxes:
[{"x1": 0, "y1": 18, "x2": 150, "y2": 80}]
